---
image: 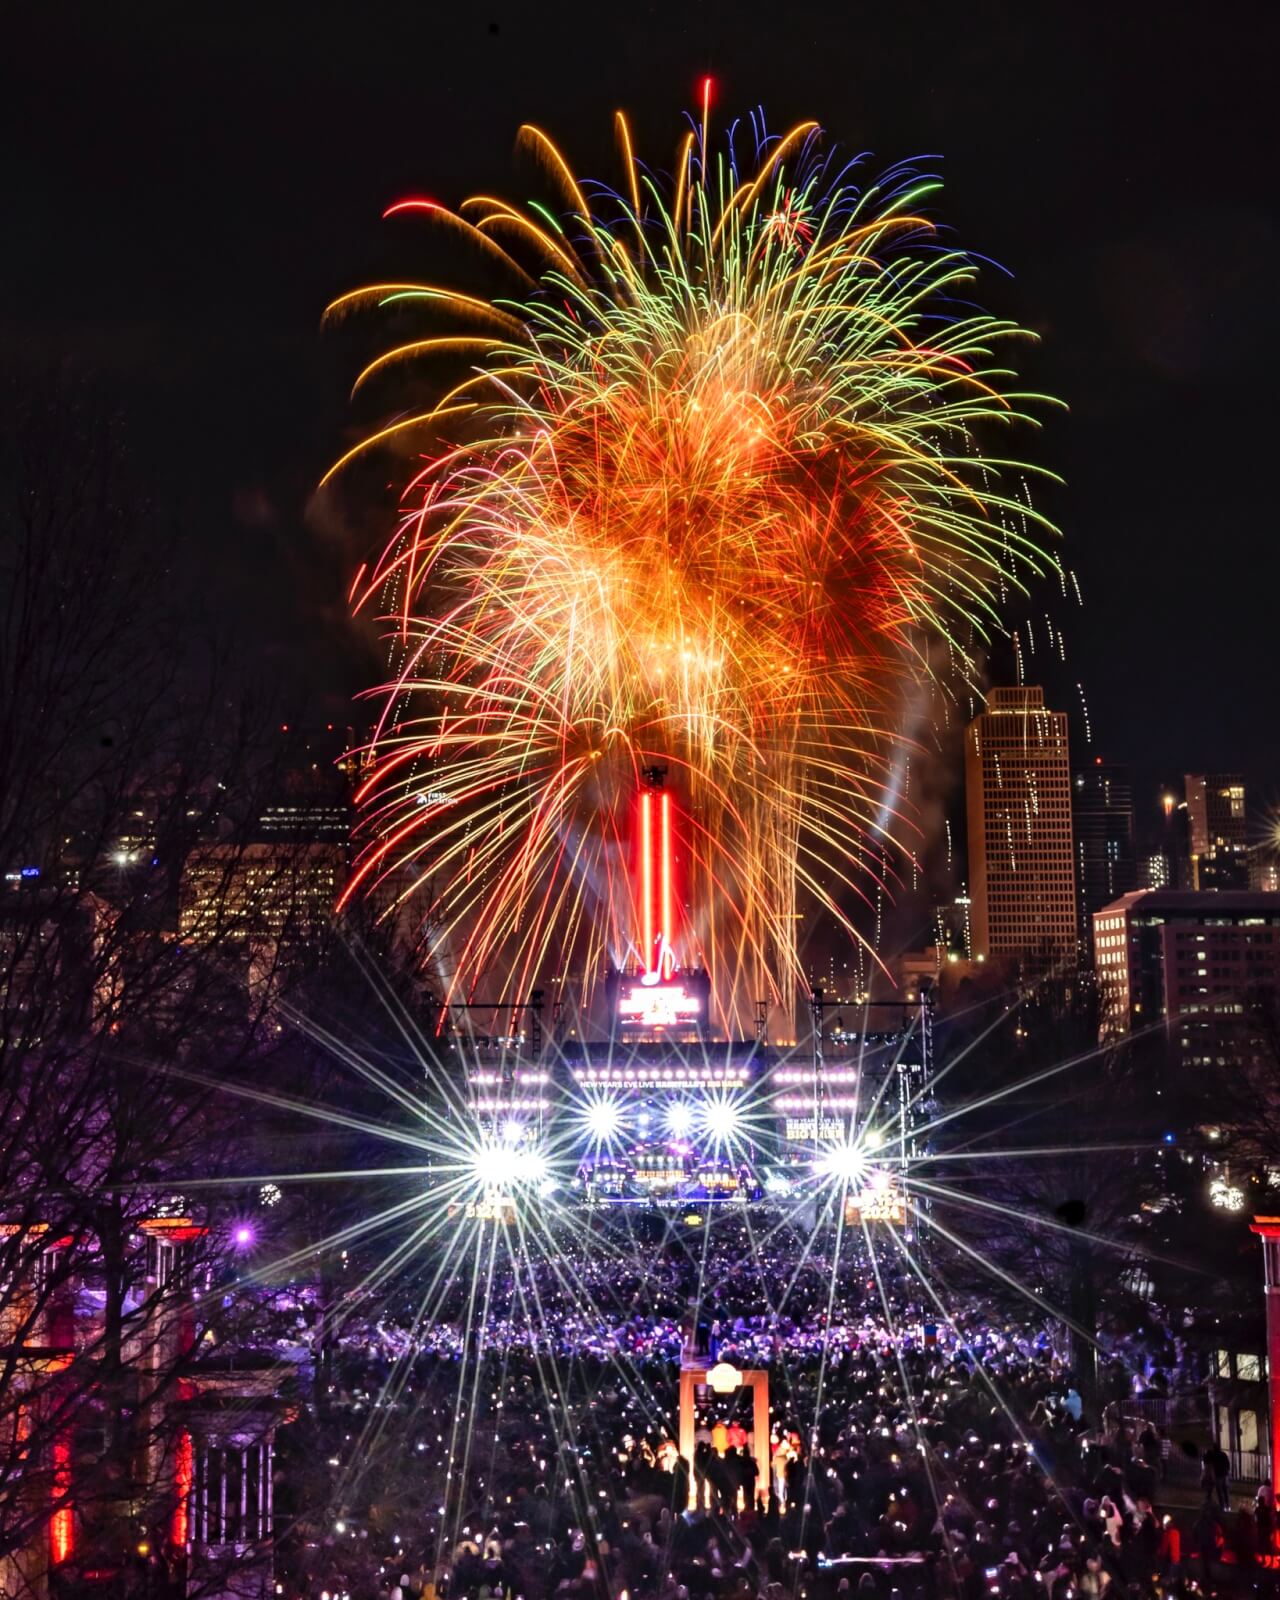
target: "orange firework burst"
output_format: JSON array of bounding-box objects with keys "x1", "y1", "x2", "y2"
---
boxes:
[{"x1": 324, "y1": 107, "x2": 1061, "y2": 1032}]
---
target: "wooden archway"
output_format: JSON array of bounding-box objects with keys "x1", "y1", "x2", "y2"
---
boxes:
[{"x1": 677, "y1": 1360, "x2": 770, "y2": 1509}]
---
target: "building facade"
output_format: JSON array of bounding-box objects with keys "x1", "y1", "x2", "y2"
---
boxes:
[
  {"x1": 179, "y1": 841, "x2": 346, "y2": 947},
  {"x1": 1072, "y1": 759, "x2": 1136, "y2": 951},
  {"x1": 964, "y1": 687, "x2": 1078, "y2": 976},
  {"x1": 1093, "y1": 889, "x2": 1280, "y2": 1065},
  {"x1": 178, "y1": 727, "x2": 354, "y2": 956},
  {"x1": 1255, "y1": 858, "x2": 1280, "y2": 894},
  {"x1": 1186, "y1": 773, "x2": 1249, "y2": 891},
  {"x1": 0, "y1": 1212, "x2": 286, "y2": 1600}
]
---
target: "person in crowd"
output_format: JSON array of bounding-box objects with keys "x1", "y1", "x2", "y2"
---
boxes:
[
  {"x1": 1202, "y1": 1439, "x2": 1231, "y2": 1510},
  {"x1": 1256, "y1": 1481, "x2": 1275, "y2": 1554},
  {"x1": 1136, "y1": 1421, "x2": 1162, "y2": 1481}
]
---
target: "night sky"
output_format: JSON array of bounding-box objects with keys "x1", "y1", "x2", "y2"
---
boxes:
[{"x1": 7, "y1": 0, "x2": 1278, "y2": 828}]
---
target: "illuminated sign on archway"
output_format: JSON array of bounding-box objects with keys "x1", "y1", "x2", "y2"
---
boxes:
[
  {"x1": 844, "y1": 1168, "x2": 906, "y2": 1225},
  {"x1": 706, "y1": 1361, "x2": 741, "y2": 1394}
]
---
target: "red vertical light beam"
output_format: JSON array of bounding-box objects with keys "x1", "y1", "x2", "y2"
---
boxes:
[
  {"x1": 50, "y1": 1437, "x2": 73, "y2": 1563},
  {"x1": 661, "y1": 791, "x2": 674, "y2": 977},
  {"x1": 172, "y1": 1430, "x2": 192, "y2": 1547},
  {"x1": 640, "y1": 790, "x2": 654, "y2": 974}
]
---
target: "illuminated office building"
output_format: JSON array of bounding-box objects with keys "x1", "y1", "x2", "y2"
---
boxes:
[
  {"x1": 1186, "y1": 773, "x2": 1249, "y2": 890},
  {"x1": 964, "y1": 687, "x2": 1077, "y2": 976},
  {"x1": 1093, "y1": 889, "x2": 1280, "y2": 1067}
]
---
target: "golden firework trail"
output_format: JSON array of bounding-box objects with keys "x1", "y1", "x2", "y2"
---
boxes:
[{"x1": 325, "y1": 98, "x2": 1062, "y2": 1031}]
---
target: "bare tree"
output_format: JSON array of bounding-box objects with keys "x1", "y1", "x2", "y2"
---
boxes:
[
  {"x1": 0, "y1": 371, "x2": 330, "y2": 1599},
  {"x1": 921, "y1": 980, "x2": 1173, "y2": 1421}
]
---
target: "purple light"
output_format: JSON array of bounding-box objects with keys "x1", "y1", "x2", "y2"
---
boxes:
[{"x1": 234, "y1": 1226, "x2": 254, "y2": 1247}]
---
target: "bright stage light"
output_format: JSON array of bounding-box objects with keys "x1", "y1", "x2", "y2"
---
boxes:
[
  {"x1": 469, "y1": 1142, "x2": 509, "y2": 1191},
  {"x1": 700, "y1": 1098, "x2": 743, "y2": 1143},
  {"x1": 585, "y1": 1099, "x2": 623, "y2": 1141},
  {"x1": 512, "y1": 1146, "x2": 548, "y2": 1184},
  {"x1": 666, "y1": 1103, "x2": 694, "y2": 1137},
  {"x1": 468, "y1": 1136, "x2": 547, "y2": 1192},
  {"x1": 817, "y1": 1142, "x2": 869, "y2": 1185}
]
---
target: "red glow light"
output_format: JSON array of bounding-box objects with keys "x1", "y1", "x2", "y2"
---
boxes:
[
  {"x1": 638, "y1": 782, "x2": 679, "y2": 979},
  {"x1": 172, "y1": 1431, "x2": 192, "y2": 1547},
  {"x1": 641, "y1": 791, "x2": 654, "y2": 973},
  {"x1": 661, "y1": 793, "x2": 674, "y2": 980},
  {"x1": 50, "y1": 1437, "x2": 73, "y2": 1563}
]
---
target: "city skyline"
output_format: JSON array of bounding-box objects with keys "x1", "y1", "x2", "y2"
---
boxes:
[{"x1": 4, "y1": 8, "x2": 1280, "y2": 1599}]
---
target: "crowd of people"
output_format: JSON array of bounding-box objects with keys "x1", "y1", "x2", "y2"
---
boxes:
[{"x1": 273, "y1": 1221, "x2": 1270, "y2": 1600}]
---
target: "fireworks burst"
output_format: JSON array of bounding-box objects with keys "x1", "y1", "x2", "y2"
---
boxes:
[{"x1": 326, "y1": 103, "x2": 1061, "y2": 1031}]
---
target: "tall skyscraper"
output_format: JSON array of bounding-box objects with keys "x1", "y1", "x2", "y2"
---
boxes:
[
  {"x1": 964, "y1": 686, "x2": 1077, "y2": 976},
  {"x1": 1072, "y1": 759, "x2": 1136, "y2": 950},
  {"x1": 1186, "y1": 773, "x2": 1249, "y2": 890}
]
